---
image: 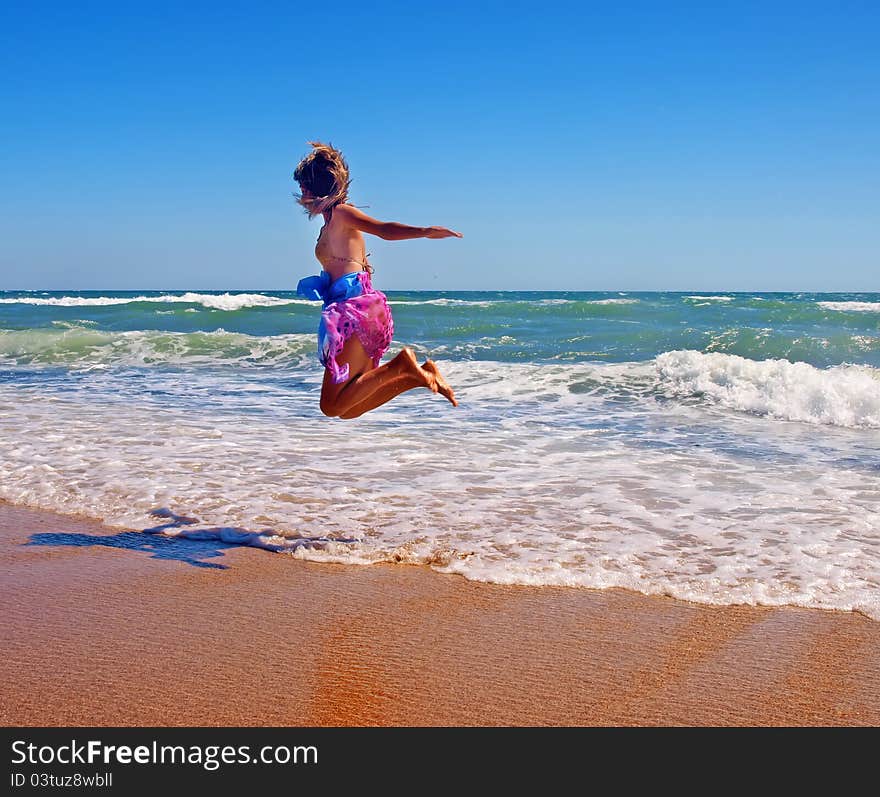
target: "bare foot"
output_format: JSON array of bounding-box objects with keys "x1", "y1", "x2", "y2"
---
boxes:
[
  {"x1": 422, "y1": 360, "x2": 458, "y2": 407},
  {"x1": 398, "y1": 347, "x2": 437, "y2": 392}
]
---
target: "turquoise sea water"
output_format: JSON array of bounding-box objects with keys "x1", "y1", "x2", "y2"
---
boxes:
[
  {"x1": 2, "y1": 289, "x2": 879, "y2": 367},
  {"x1": 1, "y1": 289, "x2": 878, "y2": 617}
]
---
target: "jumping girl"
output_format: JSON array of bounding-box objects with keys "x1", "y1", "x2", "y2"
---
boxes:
[{"x1": 294, "y1": 141, "x2": 461, "y2": 419}]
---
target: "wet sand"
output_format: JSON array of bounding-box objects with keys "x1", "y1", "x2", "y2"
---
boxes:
[{"x1": 1, "y1": 500, "x2": 878, "y2": 726}]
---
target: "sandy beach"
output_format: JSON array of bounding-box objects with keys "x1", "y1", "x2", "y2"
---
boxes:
[{"x1": 1, "y1": 499, "x2": 878, "y2": 727}]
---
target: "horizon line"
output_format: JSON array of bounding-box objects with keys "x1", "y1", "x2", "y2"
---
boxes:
[{"x1": 2, "y1": 288, "x2": 879, "y2": 295}]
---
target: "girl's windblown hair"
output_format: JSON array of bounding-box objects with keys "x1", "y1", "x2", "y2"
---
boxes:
[{"x1": 293, "y1": 141, "x2": 352, "y2": 218}]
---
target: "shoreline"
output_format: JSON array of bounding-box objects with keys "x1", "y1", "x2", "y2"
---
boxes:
[{"x1": 1, "y1": 500, "x2": 878, "y2": 726}]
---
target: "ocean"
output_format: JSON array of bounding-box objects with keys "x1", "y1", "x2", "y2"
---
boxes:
[{"x1": 1, "y1": 289, "x2": 878, "y2": 618}]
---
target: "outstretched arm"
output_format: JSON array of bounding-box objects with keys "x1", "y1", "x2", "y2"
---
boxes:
[{"x1": 334, "y1": 204, "x2": 462, "y2": 240}]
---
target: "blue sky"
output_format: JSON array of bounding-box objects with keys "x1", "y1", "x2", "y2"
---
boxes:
[{"x1": 1, "y1": 1, "x2": 877, "y2": 291}]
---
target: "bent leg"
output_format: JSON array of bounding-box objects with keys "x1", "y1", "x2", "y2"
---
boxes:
[
  {"x1": 338, "y1": 370, "x2": 425, "y2": 418},
  {"x1": 320, "y1": 337, "x2": 435, "y2": 418},
  {"x1": 338, "y1": 355, "x2": 458, "y2": 418}
]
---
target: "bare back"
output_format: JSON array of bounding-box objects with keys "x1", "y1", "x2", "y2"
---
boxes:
[{"x1": 315, "y1": 204, "x2": 371, "y2": 280}]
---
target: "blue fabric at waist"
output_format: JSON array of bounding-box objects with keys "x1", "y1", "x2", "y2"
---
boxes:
[{"x1": 297, "y1": 271, "x2": 363, "y2": 306}]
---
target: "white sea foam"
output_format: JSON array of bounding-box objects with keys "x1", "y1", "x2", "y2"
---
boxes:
[
  {"x1": 818, "y1": 301, "x2": 880, "y2": 313},
  {"x1": 0, "y1": 326, "x2": 315, "y2": 367},
  {"x1": 851, "y1": 335, "x2": 880, "y2": 351},
  {"x1": 0, "y1": 292, "x2": 308, "y2": 310},
  {"x1": 655, "y1": 350, "x2": 880, "y2": 429},
  {"x1": 388, "y1": 298, "x2": 495, "y2": 307},
  {"x1": 1, "y1": 357, "x2": 878, "y2": 619},
  {"x1": 685, "y1": 295, "x2": 734, "y2": 302}
]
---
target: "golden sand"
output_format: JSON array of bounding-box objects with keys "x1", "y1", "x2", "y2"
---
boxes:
[{"x1": 1, "y1": 501, "x2": 877, "y2": 726}]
